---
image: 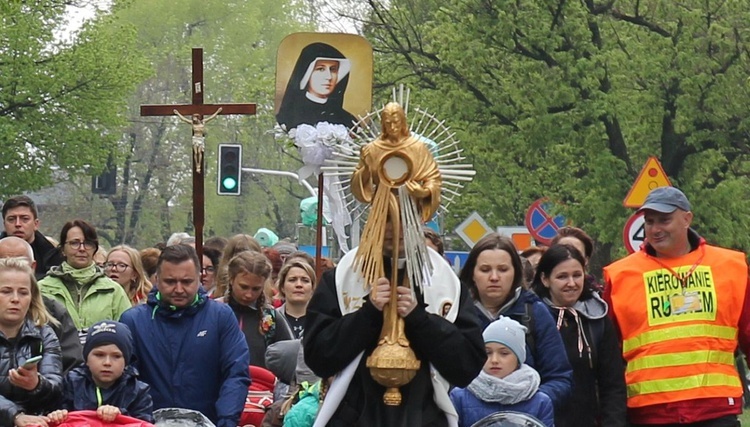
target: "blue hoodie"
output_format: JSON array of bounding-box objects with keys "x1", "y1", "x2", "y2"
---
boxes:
[{"x1": 120, "y1": 288, "x2": 250, "y2": 427}]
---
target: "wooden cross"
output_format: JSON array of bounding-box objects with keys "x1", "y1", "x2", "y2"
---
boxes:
[{"x1": 141, "y1": 48, "x2": 256, "y2": 262}]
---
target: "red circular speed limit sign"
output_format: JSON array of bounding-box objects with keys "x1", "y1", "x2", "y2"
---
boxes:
[{"x1": 623, "y1": 211, "x2": 645, "y2": 254}]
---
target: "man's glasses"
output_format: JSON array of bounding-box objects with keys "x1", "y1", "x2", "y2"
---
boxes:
[
  {"x1": 104, "y1": 262, "x2": 130, "y2": 272},
  {"x1": 65, "y1": 240, "x2": 96, "y2": 250},
  {"x1": 201, "y1": 266, "x2": 216, "y2": 274}
]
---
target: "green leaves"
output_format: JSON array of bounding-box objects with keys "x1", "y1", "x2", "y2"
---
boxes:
[
  {"x1": 366, "y1": 0, "x2": 750, "y2": 259},
  {"x1": 0, "y1": 1, "x2": 148, "y2": 197}
]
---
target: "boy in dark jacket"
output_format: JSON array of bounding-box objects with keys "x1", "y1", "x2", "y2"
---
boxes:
[{"x1": 46, "y1": 320, "x2": 153, "y2": 423}]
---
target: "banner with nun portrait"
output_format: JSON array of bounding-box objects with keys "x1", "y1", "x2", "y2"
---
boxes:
[
  {"x1": 275, "y1": 33, "x2": 372, "y2": 254},
  {"x1": 275, "y1": 33, "x2": 373, "y2": 132}
]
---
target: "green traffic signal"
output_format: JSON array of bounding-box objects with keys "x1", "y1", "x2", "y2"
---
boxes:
[
  {"x1": 222, "y1": 177, "x2": 237, "y2": 190},
  {"x1": 218, "y1": 144, "x2": 242, "y2": 195}
]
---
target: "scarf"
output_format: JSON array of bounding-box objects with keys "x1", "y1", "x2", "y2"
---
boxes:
[
  {"x1": 61, "y1": 262, "x2": 99, "y2": 285},
  {"x1": 147, "y1": 287, "x2": 208, "y2": 319},
  {"x1": 467, "y1": 364, "x2": 541, "y2": 405}
]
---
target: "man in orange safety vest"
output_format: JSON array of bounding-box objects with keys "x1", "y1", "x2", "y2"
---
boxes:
[{"x1": 604, "y1": 187, "x2": 750, "y2": 427}]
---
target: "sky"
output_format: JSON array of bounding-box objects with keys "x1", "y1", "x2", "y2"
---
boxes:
[{"x1": 61, "y1": 0, "x2": 358, "y2": 37}]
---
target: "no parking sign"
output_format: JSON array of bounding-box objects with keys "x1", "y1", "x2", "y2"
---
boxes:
[{"x1": 524, "y1": 198, "x2": 566, "y2": 246}]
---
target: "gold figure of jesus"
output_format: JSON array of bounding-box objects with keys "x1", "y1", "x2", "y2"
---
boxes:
[
  {"x1": 174, "y1": 108, "x2": 222, "y2": 173},
  {"x1": 351, "y1": 102, "x2": 441, "y2": 286}
]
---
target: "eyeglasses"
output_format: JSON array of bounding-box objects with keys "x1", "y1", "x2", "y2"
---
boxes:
[
  {"x1": 104, "y1": 262, "x2": 130, "y2": 272},
  {"x1": 201, "y1": 266, "x2": 216, "y2": 274},
  {"x1": 65, "y1": 240, "x2": 96, "y2": 250}
]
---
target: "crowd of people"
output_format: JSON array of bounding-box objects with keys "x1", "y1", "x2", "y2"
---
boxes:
[{"x1": 0, "y1": 186, "x2": 747, "y2": 427}]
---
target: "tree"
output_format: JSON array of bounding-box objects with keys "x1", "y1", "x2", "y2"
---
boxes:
[
  {"x1": 86, "y1": 0, "x2": 315, "y2": 247},
  {"x1": 0, "y1": 1, "x2": 149, "y2": 198},
  {"x1": 360, "y1": 0, "x2": 750, "y2": 267}
]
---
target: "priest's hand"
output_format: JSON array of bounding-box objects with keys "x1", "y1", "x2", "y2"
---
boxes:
[
  {"x1": 396, "y1": 286, "x2": 417, "y2": 317},
  {"x1": 370, "y1": 278, "x2": 391, "y2": 311}
]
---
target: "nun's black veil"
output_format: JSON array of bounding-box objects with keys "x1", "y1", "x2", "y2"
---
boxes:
[{"x1": 276, "y1": 42, "x2": 353, "y2": 130}]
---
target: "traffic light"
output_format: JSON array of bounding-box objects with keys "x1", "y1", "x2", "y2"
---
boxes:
[
  {"x1": 218, "y1": 144, "x2": 242, "y2": 195},
  {"x1": 91, "y1": 155, "x2": 117, "y2": 195}
]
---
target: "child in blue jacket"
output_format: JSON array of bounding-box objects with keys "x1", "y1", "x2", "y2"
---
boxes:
[
  {"x1": 450, "y1": 316, "x2": 555, "y2": 427},
  {"x1": 46, "y1": 320, "x2": 153, "y2": 423}
]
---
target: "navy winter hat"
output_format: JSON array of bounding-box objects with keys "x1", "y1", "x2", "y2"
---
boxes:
[
  {"x1": 637, "y1": 187, "x2": 691, "y2": 214},
  {"x1": 83, "y1": 320, "x2": 133, "y2": 363}
]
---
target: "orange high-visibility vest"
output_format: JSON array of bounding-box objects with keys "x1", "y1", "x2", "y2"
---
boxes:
[{"x1": 604, "y1": 243, "x2": 747, "y2": 408}]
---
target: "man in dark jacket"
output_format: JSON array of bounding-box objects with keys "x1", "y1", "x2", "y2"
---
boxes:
[
  {"x1": 120, "y1": 244, "x2": 250, "y2": 427},
  {"x1": 1, "y1": 195, "x2": 64, "y2": 279},
  {"x1": 0, "y1": 236, "x2": 83, "y2": 374}
]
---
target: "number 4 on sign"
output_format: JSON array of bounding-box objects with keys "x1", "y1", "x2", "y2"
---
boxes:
[{"x1": 623, "y1": 211, "x2": 646, "y2": 254}]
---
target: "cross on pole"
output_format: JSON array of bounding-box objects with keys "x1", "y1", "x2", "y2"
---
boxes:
[{"x1": 141, "y1": 48, "x2": 256, "y2": 262}]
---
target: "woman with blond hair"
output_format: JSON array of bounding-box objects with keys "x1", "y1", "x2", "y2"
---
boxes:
[
  {"x1": 276, "y1": 259, "x2": 316, "y2": 340},
  {"x1": 213, "y1": 234, "x2": 262, "y2": 299},
  {"x1": 0, "y1": 258, "x2": 63, "y2": 426},
  {"x1": 218, "y1": 251, "x2": 292, "y2": 369},
  {"x1": 104, "y1": 245, "x2": 153, "y2": 306}
]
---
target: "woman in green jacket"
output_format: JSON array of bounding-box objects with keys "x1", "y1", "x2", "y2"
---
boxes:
[{"x1": 38, "y1": 219, "x2": 131, "y2": 337}]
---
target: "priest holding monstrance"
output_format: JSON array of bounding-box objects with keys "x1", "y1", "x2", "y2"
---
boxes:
[{"x1": 303, "y1": 101, "x2": 485, "y2": 427}]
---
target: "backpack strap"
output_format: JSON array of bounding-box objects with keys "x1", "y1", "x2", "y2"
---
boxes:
[{"x1": 522, "y1": 302, "x2": 536, "y2": 357}]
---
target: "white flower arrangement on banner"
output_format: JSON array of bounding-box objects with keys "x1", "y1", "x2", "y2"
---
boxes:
[
  {"x1": 274, "y1": 121, "x2": 354, "y2": 252},
  {"x1": 275, "y1": 122, "x2": 352, "y2": 180}
]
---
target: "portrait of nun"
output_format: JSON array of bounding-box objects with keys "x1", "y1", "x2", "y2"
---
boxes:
[{"x1": 276, "y1": 42, "x2": 358, "y2": 130}]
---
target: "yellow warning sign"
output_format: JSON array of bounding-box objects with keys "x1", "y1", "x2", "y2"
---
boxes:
[
  {"x1": 623, "y1": 156, "x2": 672, "y2": 208},
  {"x1": 455, "y1": 211, "x2": 493, "y2": 248}
]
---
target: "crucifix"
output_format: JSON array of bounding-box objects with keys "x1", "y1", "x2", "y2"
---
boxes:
[{"x1": 141, "y1": 48, "x2": 256, "y2": 262}]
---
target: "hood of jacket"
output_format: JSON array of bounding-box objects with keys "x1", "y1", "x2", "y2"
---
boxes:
[
  {"x1": 44, "y1": 264, "x2": 108, "y2": 287},
  {"x1": 542, "y1": 292, "x2": 608, "y2": 320},
  {"x1": 474, "y1": 286, "x2": 524, "y2": 321}
]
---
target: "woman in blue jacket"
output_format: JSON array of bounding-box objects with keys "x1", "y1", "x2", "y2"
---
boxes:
[{"x1": 459, "y1": 233, "x2": 572, "y2": 409}]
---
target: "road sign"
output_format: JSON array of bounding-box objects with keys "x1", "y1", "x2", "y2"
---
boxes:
[
  {"x1": 445, "y1": 251, "x2": 469, "y2": 275},
  {"x1": 623, "y1": 211, "x2": 646, "y2": 253},
  {"x1": 524, "y1": 198, "x2": 566, "y2": 246},
  {"x1": 496, "y1": 226, "x2": 534, "y2": 251},
  {"x1": 455, "y1": 211, "x2": 493, "y2": 248},
  {"x1": 623, "y1": 156, "x2": 671, "y2": 208}
]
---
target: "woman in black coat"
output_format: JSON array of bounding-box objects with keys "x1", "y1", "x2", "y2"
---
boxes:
[
  {"x1": 0, "y1": 258, "x2": 63, "y2": 426},
  {"x1": 276, "y1": 42, "x2": 357, "y2": 130},
  {"x1": 531, "y1": 244, "x2": 626, "y2": 427}
]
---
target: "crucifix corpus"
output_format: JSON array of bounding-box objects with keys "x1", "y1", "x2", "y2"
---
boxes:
[{"x1": 140, "y1": 48, "x2": 256, "y2": 261}]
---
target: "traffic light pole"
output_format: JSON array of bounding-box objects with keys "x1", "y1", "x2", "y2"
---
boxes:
[
  {"x1": 242, "y1": 167, "x2": 325, "y2": 278},
  {"x1": 241, "y1": 167, "x2": 317, "y2": 197}
]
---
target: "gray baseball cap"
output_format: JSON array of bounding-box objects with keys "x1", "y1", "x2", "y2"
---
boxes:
[{"x1": 637, "y1": 187, "x2": 691, "y2": 213}]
